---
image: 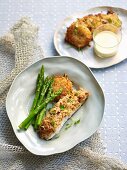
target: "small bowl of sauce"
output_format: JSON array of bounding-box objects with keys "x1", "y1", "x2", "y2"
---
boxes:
[{"x1": 93, "y1": 24, "x2": 122, "y2": 58}]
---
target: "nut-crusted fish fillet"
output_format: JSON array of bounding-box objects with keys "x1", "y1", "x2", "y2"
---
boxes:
[{"x1": 38, "y1": 88, "x2": 89, "y2": 140}]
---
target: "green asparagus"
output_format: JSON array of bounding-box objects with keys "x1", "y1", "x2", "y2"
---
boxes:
[
  {"x1": 34, "y1": 114, "x2": 40, "y2": 130},
  {"x1": 46, "y1": 82, "x2": 53, "y2": 98},
  {"x1": 30, "y1": 65, "x2": 44, "y2": 112},
  {"x1": 25, "y1": 76, "x2": 53, "y2": 130},
  {"x1": 34, "y1": 108, "x2": 46, "y2": 129},
  {"x1": 34, "y1": 78, "x2": 54, "y2": 130},
  {"x1": 37, "y1": 108, "x2": 46, "y2": 125},
  {"x1": 19, "y1": 88, "x2": 62, "y2": 129},
  {"x1": 37, "y1": 76, "x2": 53, "y2": 106},
  {"x1": 24, "y1": 65, "x2": 44, "y2": 130}
]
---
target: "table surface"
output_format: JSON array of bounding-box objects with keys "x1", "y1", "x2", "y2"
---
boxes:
[{"x1": 0, "y1": 0, "x2": 127, "y2": 163}]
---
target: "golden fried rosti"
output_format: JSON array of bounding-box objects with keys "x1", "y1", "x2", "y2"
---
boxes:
[
  {"x1": 65, "y1": 11, "x2": 122, "y2": 49},
  {"x1": 82, "y1": 14, "x2": 102, "y2": 33},
  {"x1": 52, "y1": 74, "x2": 73, "y2": 101},
  {"x1": 82, "y1": 12, "x2": 121, "y2": 32},
  {"x1": 100, "y1": 12, "x2": 122, "y2": 28},
  {"x1": 65, "y1": 20, "x2": 92, "y2": 48}
]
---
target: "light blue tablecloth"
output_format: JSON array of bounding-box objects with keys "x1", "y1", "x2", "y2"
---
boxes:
[{"x1": 0, "y1": 0, "x2": 127, "y2": 163}]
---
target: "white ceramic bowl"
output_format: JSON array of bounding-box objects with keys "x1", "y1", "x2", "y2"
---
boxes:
[{"x1": 6, "y1": 56, "x2": 105, "y2": 155}]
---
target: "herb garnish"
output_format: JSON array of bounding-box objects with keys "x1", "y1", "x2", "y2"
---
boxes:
[
  {"x1": 77, "y1": 47, "x2": 82, "y2": 52},
  {"x1": 75, "y1": 92, "x2": 79, "y2": 96},
  {"x1": 67, "y1": 98, "x2": 73, "y2": 103},
  {"x1": 65, "y1": 118, "x2": 80, "y2": 130},
  {"x1": 54, "y1": 134, "x2": 60, "y2": 139},
  {"x1": 60, "y1": 105, "x2": 65, "y2": 110},
  {"x1": 51, "y1": 120, "x2": 55, "y2": 127},
  {"x1": 107, "y1": 18, "x2": 112, "y2": 23},
  {"x1": 74, "y1": 27, "x2": 78, "y2": 35},
  {"x1": 50, "y1": 110, "x2": 56, "y2": 115},
  {"x1": 65, "y1": 122, "x2": 73, "y2": 130},
  {"x1": 74, "y1": 119, "x2": 80, "y2": 125}
]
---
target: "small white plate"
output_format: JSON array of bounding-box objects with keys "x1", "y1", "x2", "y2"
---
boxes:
[
  {"x1": 54, "y1": 6, "x2": 127, "y2": 68},
  {"x1": 6, "y1": 56, "x2": 105, "y2": 155}
]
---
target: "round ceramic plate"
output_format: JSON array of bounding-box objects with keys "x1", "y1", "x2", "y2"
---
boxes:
[
  {"x1": 54, "y1": 6, "x2": 127, "y2": 68},
  {"x1": 6, "y1": 56, "x2": 105, "y2": 155}
]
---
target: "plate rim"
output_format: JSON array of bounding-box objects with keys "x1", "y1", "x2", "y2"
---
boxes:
[
  {"x1": 54, "y1": 6, "x2": 127, "y2": 69},
  {"x1": 6, "y1": 56, "x2": 105, "y2": 155}
]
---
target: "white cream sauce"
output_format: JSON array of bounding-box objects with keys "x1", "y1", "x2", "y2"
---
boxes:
[{"x1": 94, "y1": 31, "x2": 119, "y2": 58}]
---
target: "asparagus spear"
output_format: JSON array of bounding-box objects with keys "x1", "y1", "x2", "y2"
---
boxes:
[
  {"x1": 30, "y1": 77, "x2": 53, "y2": 129},
  {"x1": 37, "y1": 76, "x2": 53, "y2": 106},
  {"x1": 24, "y1": 65, "x2": 44, "y2": 130},
  {"x1": 37, "y1": 108, "x2": 46, "y2": 126},
  {"x1": 34, "y1": 79, "x2": 54, "y2": 130},
  {"x1": 19, "y1": 88, "x2": 62, "y2": 129},
  {"x1": 46, "y1": 85, "x2": 53, "y2": 98},
  {"x1": 30, "y1": 65, "x2": 44, "y2": 112},
  {"x1": 34, "y1": 108, "x2": 46, "y2": 129}
]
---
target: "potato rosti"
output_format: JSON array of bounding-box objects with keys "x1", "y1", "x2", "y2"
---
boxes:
[
  {"x1": 82, "y1": 14, "x2": 102, "y2": 33},
  {"x1": 100, "y1": 12, "x2": 122, "y2": 28},
  {"x1": 65, "y1": 20, "x2": 92, "y2": 48},
  {"x1": 52, "y1": 74, "x2": 73, "y2": 101},
  {"x1": 65, "y1": 11, "x2": 122, "y2": 49}
]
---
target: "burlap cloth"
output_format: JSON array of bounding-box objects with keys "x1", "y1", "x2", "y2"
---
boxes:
[{"x1": 0, "y1": 17, "x2": 127, "y2": 170}]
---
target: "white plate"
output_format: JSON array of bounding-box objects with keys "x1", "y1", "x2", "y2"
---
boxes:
[
  {"x1": 6, "y1": 56, "x2": 105, "y2": 155},
  {"x1": 54, "y1": 6, "x2": 127, "y2": 68}
]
